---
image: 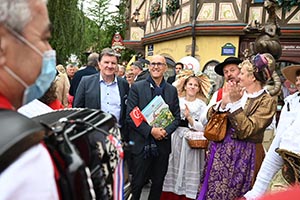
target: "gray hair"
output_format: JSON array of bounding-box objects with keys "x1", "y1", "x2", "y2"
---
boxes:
[
  {"x1": 0, "y1": 0, "x2": 47, "y2": 33},
  {"x1": 118, "y1": 65, "x2": 126, "y2": 72},
  {"x1": 66, "y1": 64, "x2": 75, "y2": 69},
  {"x1": 99, "y1": 48, "x2": 119, "y2": 63},
  {"x1": 87, "y1": 52, "x2": 99, "y2": 67}
]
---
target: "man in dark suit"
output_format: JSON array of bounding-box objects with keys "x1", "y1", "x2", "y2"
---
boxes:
[
  {"x1": 73, "y1": 48, "x2": 129, "y2": 138},
  {"x1": 167, "y1": 62, "x2": 183, "y2": 84},
  {"x1": 69, "y1": 52, "x2": 99, "y2": 98},
  {"x1": 126, "y1": 55, "x2": 180, "y2": 200},
  {"x1": 131, "y1": 61, "x2": 149, "y2": 82}
]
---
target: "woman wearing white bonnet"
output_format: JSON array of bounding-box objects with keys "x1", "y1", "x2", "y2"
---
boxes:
[{"x1": 161, "y1": 69, "x2": 212, "y2": 199}]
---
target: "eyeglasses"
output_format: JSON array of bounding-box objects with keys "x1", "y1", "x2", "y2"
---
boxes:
[{"x1": 149, "y1": 62, "x2": 166, "y2": 67}]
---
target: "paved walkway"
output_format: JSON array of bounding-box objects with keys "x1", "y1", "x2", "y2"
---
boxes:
[
  {"x1": 141, "y1": 183, "x2": 151, "y2": 199},
  {"x1": 125, "y1": 181, "x2": 150, "y2": 200}
]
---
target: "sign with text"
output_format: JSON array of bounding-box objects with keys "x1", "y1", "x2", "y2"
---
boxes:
[
  {"x1": 221, "y1": 43, "x2": 236, "y2": 56},
  {"x1": 148, "y1": 44, "x2": 154, "y2": 52},
  {"x1": 148, "y1": 44, "x2": 154, "y2": 56}
]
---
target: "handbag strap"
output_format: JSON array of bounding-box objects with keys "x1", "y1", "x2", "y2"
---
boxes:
[{"x1": 217, "y1": 88, "x2": 223, "y2": 101}]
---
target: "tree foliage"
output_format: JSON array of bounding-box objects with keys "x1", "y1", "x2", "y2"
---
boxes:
[
  {"x1": 103, "y1": 0, "x2": 136, "y2": 63},
  {"x1": 47, "y1": 0, "x2": 137, "y2": 66},
  {"x1": 47, "y1": 0, "x2": 84, "y2": 65},
  {"x1": 84, "y1": 0, "x2": 110, "y2": 52}
]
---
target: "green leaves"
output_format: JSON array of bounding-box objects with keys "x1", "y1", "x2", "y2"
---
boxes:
[
  {"x1": 166, "y1": 0, "x2": 180, "y2": 16},
  {"x1": 48, "y1": 0, "x2": 85, "y2": 64},
  {"x1": 150, "y1": 0, "x2": 162, "y2": 20},
  {"x1": 47, "y1": 0, "x2": 132, "y2": 65}
]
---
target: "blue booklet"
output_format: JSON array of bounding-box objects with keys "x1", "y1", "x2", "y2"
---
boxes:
[{"x1": 142, "y1": 95, "x2": 174, "y2": 128}]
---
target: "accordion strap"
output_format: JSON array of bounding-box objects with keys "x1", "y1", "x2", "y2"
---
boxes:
[{"x1": 0, "y1": 109, "x2": 45, "y2": 173}]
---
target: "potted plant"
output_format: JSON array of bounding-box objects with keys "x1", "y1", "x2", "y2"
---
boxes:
[
  {"x1": 150, "y1": 0, "x2": 162, "y2": 20},
  {"x1": 166, "y1": 0, "x2": 180, "y2": 15}
]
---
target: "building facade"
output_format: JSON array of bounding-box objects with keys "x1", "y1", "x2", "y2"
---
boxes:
[{"x1": 124, "y1": 0, "x2": 300, "y2": 86}]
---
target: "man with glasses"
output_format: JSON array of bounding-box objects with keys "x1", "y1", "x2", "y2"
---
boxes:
[
  {"x1": 126, "y1": 54, "x2": 180, "y2": 199},
  {"x1": 74, "y1": 48, "x2": 129, "y2": 140}
]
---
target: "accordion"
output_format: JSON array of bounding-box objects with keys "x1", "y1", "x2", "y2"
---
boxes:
[
  {"x1": 33, "y1": 108, "x2": 124, "y2": 200},
  {"x1": 276, "y1": 148, "x2": 300, "y2": 185}
]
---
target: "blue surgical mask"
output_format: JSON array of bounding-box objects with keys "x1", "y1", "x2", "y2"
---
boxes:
[
  {"x1": 3, "y1": 26, "x2": 57, "y2": 105},
  {"x1": 23, "y1": 50, "x2": 56, "y2": 104}
]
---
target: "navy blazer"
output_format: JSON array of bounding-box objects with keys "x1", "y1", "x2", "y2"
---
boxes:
[
  {"x1": 167, "y1": 75, "x2": 176, "y2": 84},
  {"x1": 69, "y1": 66, "x2": 98, "y2": 96},
  {"x1": 126, "y1": 79, "x2": 180, "y2": 155},
  {"x1": 73, "y1": 72, "x2": 129, "y2": 128}
]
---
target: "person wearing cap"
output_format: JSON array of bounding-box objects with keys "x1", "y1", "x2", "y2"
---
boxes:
[
  {"x1": 207, "y1": 57, "x2": 242, "y2": 108},
  {"x1": 197, "y1": 54, "x2": 277, "y2": 200},
  {"x1": 244, "y1": 65, "x2": 300, "y2": 200},
  {"x1": 130, "y1": 61, "x2": 149, "y2": 82},
  {"x1": 199, "y1": 57, "x2": 242, "y2": 129},
  {"x1": 167, "y1": 62, "x2": 184, "y2": 84}
]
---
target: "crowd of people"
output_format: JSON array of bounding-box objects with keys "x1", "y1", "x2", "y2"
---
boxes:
[{"x1": 1, "y1": 0, "x2": 300, "y2": 200}]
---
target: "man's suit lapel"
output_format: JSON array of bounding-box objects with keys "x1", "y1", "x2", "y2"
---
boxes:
[
  {"x1": 143, "y1": 81, "x2": 153, "y2": 106},
  {"x1": 117, "y1": 77, "x2": 125, "y2": 102},
  {"x1": 117, "y1": 78, "x2": 125, "y2": 120},
  {"x1": 93, "y1": 73, "x2": 101, "y2": 109},
  {"x1": 163, "y1": 84, "x2": 172, "y2": 104}
]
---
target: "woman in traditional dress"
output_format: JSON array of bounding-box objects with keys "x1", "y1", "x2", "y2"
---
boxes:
[
  {"x1": 197, "y1": 54, "x2": 277, "y2": 200},
  {"x1": 244, "y1": 65, "x2": 300, "y2": 199},
  {"x1": 161, "y1": 70, "x2": 211, "y2": 200}
]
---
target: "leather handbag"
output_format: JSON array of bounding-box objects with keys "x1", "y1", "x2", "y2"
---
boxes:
[{"x1": 204, "y1": 111, "x2": 227, "y2": 142}]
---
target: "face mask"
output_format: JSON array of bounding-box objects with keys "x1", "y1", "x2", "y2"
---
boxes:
[
  {"x1": 23, "y1": 50, "x2": 56, "y2": 104},
  {"x1": 3, "y1": 26, "x2": 57, "y2": 105}
]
